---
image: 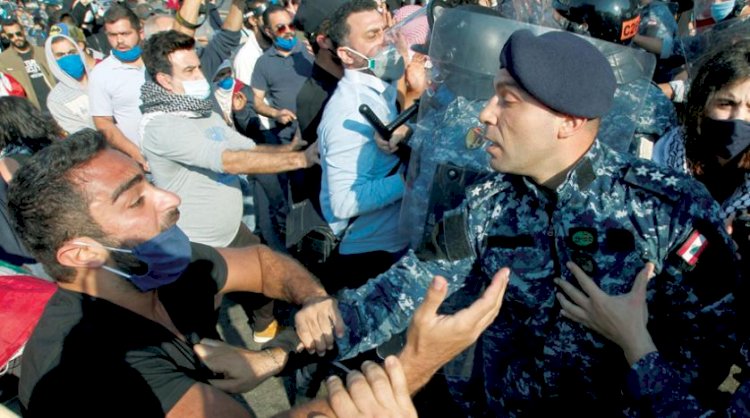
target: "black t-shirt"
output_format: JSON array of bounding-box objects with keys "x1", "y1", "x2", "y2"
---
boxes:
[
  {"x1": 19, "y1": 243, "x2": 228, "y2": 417},
  {"x1": 0, "y1": 176, "x2": 35, "y2": 265},
  {"x1": 19, "y1": 50, "x2": 50, "y2": 112}
]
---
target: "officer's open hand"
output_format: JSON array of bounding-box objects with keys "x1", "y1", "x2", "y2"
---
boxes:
[
  {"x1": 325, "y1": 357, "x2": 417, "y2": 418},
  {"x1": 397, "y1": 268, "x2": 510, "y2": 392},
  {"x1": 555, "y1": 261, "x2": 658, "y2": 365},
  {"x1": 194, "y1": 338, "x2": 288, "y2": 393},
  {"x1": 295, "y1": 295, "x2": 346, "y2": 356}
]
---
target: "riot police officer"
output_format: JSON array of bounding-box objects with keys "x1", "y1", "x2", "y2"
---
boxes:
[{"x1": 334, "y1": 28, "x2": 739, "y2": 416}]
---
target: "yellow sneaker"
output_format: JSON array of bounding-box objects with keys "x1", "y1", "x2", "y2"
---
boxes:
[{"x1": 253, "y1": 319, "x2": 280, "y2": 344}]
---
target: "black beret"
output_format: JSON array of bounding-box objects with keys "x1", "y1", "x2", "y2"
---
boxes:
[
  {"x1": 499, "y1": 29, "x2": 616, "y2": 119},
  {"x1": 294, "y1": 0, "x2": 349, "y2": 35}
]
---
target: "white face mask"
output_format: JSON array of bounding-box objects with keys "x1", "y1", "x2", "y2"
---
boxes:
[
  {"x1": 344, "y1": 45, "x2": 405, "y2": 82},
  {"x1": 181, "y1": 77, "x2": 211, "y2": 100}
]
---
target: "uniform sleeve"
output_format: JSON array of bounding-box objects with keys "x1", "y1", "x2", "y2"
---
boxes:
[
  {"x1": 141, "y1": 114, "x2": 250, "y2": 173},
  {"x1": 320, "y1": 109, "x2": 405, "y2": 220},
  {"x1": 647, "y1": 185, "x2": 740, "y2": 408},
  {"x1": 87, "y1": 67, "x2": 113, "y2": 117},
  {"x1": 627, "y1": 351, "x2": 715, "y2": 417},
  {"x1": 334, "y1": 250, "x2": 477, "y2": 359}
]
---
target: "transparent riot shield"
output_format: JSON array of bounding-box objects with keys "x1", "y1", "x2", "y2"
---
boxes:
[
  {"x1": 677, "y1": 15, "x2": 750, "y2": 79},
  {"x1": 399, "y1": 8, "x2": 655, "y2": 252}
]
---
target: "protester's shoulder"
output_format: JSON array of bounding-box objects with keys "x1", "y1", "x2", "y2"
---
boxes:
[{"x1": 88, "y1": 56, "x2": 118, "y2": 79}]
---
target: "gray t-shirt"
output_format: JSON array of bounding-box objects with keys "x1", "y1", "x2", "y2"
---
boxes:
[{"x1": 141, "y1": 112, "x2": 256, "y2": 246}]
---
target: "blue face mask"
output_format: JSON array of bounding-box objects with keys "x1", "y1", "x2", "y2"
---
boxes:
[
  {"x1": 216, "y1": 76, "x2": 234, "y2": 91},
  {"x1": 274, "y1": 36, "x2": 297, "y2": 51},
  {"x1": 711, "y1": 0, "x2": 736, "y2": 22},
  {"x1": 75, "y1": 225, "x2": 192, "y2": 292},
  {"x1": 112, "y1": 44, "x2": 142, "y2": 62},
  {"x1": 57, "y1": 54, "x2": 85, "y2": 79}
]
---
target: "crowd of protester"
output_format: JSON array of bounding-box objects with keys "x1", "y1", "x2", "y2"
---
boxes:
[{"x1": 1, "y1": 0, "x2": 750, "y2": 416}]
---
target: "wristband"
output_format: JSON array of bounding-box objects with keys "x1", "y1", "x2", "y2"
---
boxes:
[{"x1": 175, "y1": 9, "x2": 202, "y2": 30}]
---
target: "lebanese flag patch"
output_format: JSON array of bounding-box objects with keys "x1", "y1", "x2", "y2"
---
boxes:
[{"x1": 676, "y1": 231, "x2": 708, "y2": 266}]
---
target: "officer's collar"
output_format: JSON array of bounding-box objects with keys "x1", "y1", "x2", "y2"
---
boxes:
[{"x1": 527, "y1": 140, "x2": 602, "y2": 199}]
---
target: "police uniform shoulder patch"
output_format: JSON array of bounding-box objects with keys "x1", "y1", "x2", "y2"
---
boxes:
[
  {"x1": 676, "y1": 230, "x2": 709, "y2": 267},
  {"x1": 622, "y1": 160, "x2": 684, "y2": 203}
]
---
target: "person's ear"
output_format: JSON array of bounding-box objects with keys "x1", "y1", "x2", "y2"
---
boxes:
[
  {"x1": 557, "y1": 114, "x2": 589, "y2": 140},
  {"x1": 155, "y1": 72, "x2": 174, "y2": 92},
  {"x1": 316, "y1": 33, "x2": 332, "y2": 50},
  {"x1": 337, "y1": 46, "x2": 354, "y2": 65},
  {"x1": 57, "y1": 238, "x2": 108, "y2": 269}
]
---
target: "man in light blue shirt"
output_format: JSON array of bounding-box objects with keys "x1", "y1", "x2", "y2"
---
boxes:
[{"x1": 317, "y1": 0, "x2": 409, "y2": 291}]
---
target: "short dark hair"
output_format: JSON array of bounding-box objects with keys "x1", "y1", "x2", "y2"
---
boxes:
[
  {"x1": 1, "y1": 19, "x2": 22, "y2": 31},
  {"x1": 142, "y1": 29, "x2": 195, "y2": 81},
  {"x1": 0, "y1": 96, "x2": 60, "y2": 153},
  {"x1": 8, "y1": 129, "x2": 110, "y2": 281},
  {"x1": 103, "y1": 4, "x2": 141, "y2": 31},
  {"x1": 262, "y1": 4, "x2": 288, "y2": 29},
  {"x1": 327, "y1": 0, "x2": 378, "y2": 49}
]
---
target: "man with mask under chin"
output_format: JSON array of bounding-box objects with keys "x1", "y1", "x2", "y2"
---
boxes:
[
  {"x1": 317, "y1": 0, "x2": 412, "y2": 291},
  {"x1": 10, "y1": 129, "x2": 342, "y2": 417},
  {"x1": 88, "y1": 4, "x2": 150, "y2": 171}
]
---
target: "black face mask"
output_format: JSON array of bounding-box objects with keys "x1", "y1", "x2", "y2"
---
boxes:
[{"x1": 702, "y1": 117, "x2": 750, "y2": 161}]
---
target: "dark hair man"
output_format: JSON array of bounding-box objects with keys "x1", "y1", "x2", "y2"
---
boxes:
[
  {"x1": 88, "y1": 5, "x2": 149, "y2": 170},
  {"x1": 11, "y1": 129, "x2": 338, "y2": 417},
  {"x1": 319, "y1": 28, "x2": 739, "y2": 416},
  {"x1": 0, "y1": 19, "x2": 55, "y2": 111}
]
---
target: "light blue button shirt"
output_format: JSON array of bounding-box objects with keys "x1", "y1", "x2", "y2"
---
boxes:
[{"x1": 317, "y1": 69, "x2": 408, "y2": 255}]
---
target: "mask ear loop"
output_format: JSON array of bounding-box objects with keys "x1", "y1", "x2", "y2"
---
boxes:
[
  {"x1": 342, "y1": 46, "x2": 374, "y2": 71},
  {"x1": 71, "y1": 241, "x2": 134, "y2": 278}
]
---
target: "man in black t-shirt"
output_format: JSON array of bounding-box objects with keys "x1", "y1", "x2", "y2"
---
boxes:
[
  {"x1": 0, "y1": 19, "x2": 54, "y2": 110},
  {"x1": 9, "y1": 129, "x2": 344, "y2": 417}
]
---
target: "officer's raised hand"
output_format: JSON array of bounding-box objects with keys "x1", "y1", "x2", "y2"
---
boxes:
[
  {"x1": 397, "y1": 268, "x2": 510, "y2": 391},
  {"x1": 555, "y1": 261, "x2": 658, "y2": 365}
]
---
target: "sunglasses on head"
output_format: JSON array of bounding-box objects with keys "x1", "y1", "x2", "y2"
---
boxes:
[{"x1": 274, "y1": 23, "x2": 294, "y2": 35}]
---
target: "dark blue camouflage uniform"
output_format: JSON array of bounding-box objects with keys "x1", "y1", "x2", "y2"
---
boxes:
[
  {"x1": 628, "y1": 350, "x2": 750, "y2": 417},
  {"x1": 335, "y1": 139, "x2": 739, "y2": 416}
]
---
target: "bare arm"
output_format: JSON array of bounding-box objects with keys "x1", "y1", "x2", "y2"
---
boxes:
[
  {"x1": 93, "y1": 116, "x2": 148, "y2": 170},
  {"x1": 165, "y1": 382, "x2": 252, "y2": 418},
  {"x1": 222, "y1": 0, "x2": 244, "y2": 31},
  {"x1": 252, "y1": 88, "x2": 296, "y2": 123},
  {"x1": 221, "y1": 147, "x2": 316, "y2": 174},
  {"x1": 173, "y1": 0, "x2": 202, "y2": 37},
  {"x1": 217, "y1": 244, "x2": 327, "y2": 304}
]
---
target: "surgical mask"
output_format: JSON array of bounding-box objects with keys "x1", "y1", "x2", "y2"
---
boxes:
[
  {"x1": 74, "y1": 225, "x2": 192, "y2": 292},
  {"x1": 57, "y1": 54, "x2": 85, "y2": 79},
  {"x1": 702, "y1": 117, "x2": 750, "y2": 161},
  {"x1": 345, "y1": 45, "x2": 405, "y2": 82},
  {"x1": 216, "y1": 76, "x2": 234, "y2": 91},
  {"x1": 182, "y1": 77, "x2": 211, "y2": 100},
  {"x1": 112, "y1": 44, "x2": 142, "y2": 62},
  {"x1": 274, "y1": 36, "x2": 297, "y2": 51},
  {"x1": 711, "y1": 0, "x2": 736, "y2": 22}
]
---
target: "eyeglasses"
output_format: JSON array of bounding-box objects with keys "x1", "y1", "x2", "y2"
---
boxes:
[
  {"x1": 4, "y1": 31, "x2": 23, "y2": 39},
  {"x1": 274, "y1": 23, "x2": 295, "y2": 35}
]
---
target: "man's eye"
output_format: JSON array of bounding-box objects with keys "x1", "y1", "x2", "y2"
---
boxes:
[{"x1": 130, "y1": 197, "x2": 144, "y2": 208}]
